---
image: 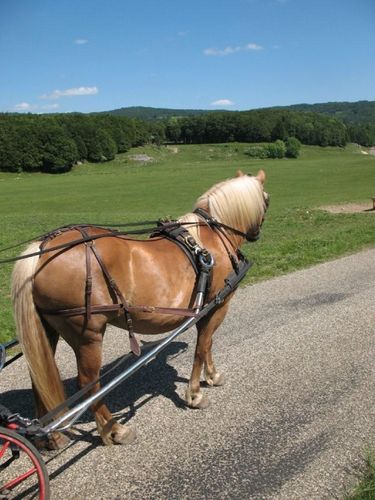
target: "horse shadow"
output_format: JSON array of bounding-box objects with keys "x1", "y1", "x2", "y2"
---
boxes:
[
  {"x1": 0, "y1": 340, "x2": 190, "y2": 427},
  {"x1": 80, "y1": 339, "x2": 191, "y2": 423}
]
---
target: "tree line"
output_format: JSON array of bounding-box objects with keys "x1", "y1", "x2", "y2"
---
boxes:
[
  {"x1": 0, "y1": 107, "x2": 373, "y2": 173},
  {"x1": 164, "y1": 109, "x2": 349, "y2": 147},
  {"x1": 0, "y1": 113, "x2": 163, "y2": 173}
]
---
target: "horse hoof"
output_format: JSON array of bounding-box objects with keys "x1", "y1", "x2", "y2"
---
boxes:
[
  {"x1": 195, "y1": 394, "x2": 210, "y2": 409},
  {"x1": 112, "y1": 424, "x2": 137, "y2": 445},
  {"x1": 186, "y1": 391, "x2": 210, "y2": 410},
  {"x1": 35, "y1": 431, "x2": 71, "y2": 451},
  {"x1": 206, "y1": 372, "x2": 225, "y2": 387}
]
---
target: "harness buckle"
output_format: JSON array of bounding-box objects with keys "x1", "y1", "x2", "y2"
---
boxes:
[{"x1": 183, "y1": 234, "x2": 198, "y2": 250}]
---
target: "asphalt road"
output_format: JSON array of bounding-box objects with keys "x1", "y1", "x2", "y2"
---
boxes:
[{"x1": 1, "y1": 248, "x2": 374, "y2": 499}]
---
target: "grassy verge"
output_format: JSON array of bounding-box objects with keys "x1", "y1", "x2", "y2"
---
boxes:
[
  {"x1": 1, "y1": 143, "x2": 374, "y2": 342},
  {"x1": 345, "y1": 450, "x2": 375, "y2": 499}
]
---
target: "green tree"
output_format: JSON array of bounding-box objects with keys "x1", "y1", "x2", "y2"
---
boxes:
[{"x1": 166, "y1": 118, "x2": 182, "y2": 143}]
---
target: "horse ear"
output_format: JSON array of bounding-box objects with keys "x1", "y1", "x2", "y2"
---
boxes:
[
  {"x1": 256, "y1": 169, "x2": 266, "y2": 184},
  {"x1": 236, "y1": 170, "x2": 245, "y2": 177}
]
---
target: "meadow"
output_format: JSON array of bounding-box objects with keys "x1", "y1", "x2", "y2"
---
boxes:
[{"x1": 1, "y1": 143, "x2": 374, "y2": 342}]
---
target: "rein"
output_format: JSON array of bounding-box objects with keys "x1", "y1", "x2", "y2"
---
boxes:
[
  {"x1": 0, "y1": 221, "x2": 196, "y2": 265},
  {"x1": 0, "y1": 214, "x2": 258, "y2": 265}
]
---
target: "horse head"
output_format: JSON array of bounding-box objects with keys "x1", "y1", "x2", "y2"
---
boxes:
[{"x1": 194, "y1": 169, "x2": 269, "y2": 247}]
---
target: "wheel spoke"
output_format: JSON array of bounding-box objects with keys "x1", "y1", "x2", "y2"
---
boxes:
[
  {"x1": 0, "y1": 440, "x2": 10, "y2": 460},
  {"x1": 3, "y1": 465, "x2": 38, "y2": 490}
]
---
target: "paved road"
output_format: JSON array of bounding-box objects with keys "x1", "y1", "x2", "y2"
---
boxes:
[{"x1": 1, "y1": 248, "x2": 374, "y2": 499}]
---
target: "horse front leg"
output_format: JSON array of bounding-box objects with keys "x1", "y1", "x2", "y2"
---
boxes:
[
  {"x1": 73, "y1": 328, "x2": 136, "y2": 446},
  {"x1": 185, "y1": 304, "x2": 229, "y2": 409}
]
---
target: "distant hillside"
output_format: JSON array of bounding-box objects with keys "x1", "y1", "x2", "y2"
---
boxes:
[
  {"x1": 274, "y1": 100, "x2": 375, "y2": 124},
  {"x1": 106, "y1": 106, "x2": 222, "y2": 121},
  {"x1": 107, "y1": 101, "x2": 375, "y2": 124}
]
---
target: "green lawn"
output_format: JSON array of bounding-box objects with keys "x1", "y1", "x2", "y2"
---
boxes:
[{"x1": 1, "y1": 143, "x2": 375, "y2": 342}]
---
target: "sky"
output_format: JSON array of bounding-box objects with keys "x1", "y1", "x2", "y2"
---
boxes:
[{"x1": 0, "y1": 0, "x2": 374, "y2": 114}]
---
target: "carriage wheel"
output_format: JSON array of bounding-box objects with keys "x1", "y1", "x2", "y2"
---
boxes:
[{"x1": 0, "y1": 427, "x2": 50, "y2": 499}]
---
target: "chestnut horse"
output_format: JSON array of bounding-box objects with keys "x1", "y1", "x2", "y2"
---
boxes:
[{"x1": 11, "y1": 170, "x2": 268, "y2": 448}]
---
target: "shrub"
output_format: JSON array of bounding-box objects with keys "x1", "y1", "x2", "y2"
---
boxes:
[
  {"x1": 265, "y1": 140, "x2": 286, "y2": 158},
  {"x1": 285, "y1": 137, "x2": 301, "y2": 158},
  {"x1": 244, "y1": 146, "x2": 268, "y2": 159}
]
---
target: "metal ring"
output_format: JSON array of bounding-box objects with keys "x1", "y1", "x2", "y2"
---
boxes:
[{"x1": 199, "y1": 253, "x2": 215, "y2": 269}]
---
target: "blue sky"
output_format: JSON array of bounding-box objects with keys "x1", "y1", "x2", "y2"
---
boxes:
[{"x1": 0, "y1": 0, "x2": 374, "y2": 113}]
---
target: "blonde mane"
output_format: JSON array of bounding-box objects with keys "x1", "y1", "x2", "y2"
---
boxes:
[{"x1": 179, "y1": 174, "x2": 266, "y2": 246}]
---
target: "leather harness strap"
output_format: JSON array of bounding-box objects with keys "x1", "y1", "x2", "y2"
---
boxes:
[{"x1": 37, "y1": 223, "x2": 213, "y2": 356}]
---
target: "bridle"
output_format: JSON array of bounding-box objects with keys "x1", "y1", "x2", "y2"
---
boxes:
[{"x1": 193, "y1": 190, "x2": 270, "y2": 244}]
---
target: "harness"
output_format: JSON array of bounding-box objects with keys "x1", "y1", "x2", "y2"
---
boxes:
[
  {"x1": 5, "y1": 211, "x2": 256, "y2": 357},
  {"x1": 35, "y1": 218, "x2": 228, "y2": 356}
]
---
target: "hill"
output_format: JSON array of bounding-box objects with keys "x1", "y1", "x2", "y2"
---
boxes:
[
  {"x1": 273, "y1": 100, "x2": 375, "y2": 124},
  {"x1": 106, "y1": 106, "x2": 222, "y2": 121},
  {"x1": 106, "y1": 101, "x2": 375, "y2": 124}
]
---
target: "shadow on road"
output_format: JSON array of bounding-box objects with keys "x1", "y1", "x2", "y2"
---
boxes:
[{"x1": 0, "y1": 339, "x2": 189, "y2": 425}]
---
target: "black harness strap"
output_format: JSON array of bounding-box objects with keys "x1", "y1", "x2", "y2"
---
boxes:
[
  {"x1": 194, "y1": 208, "x2": 242, "y2": 273},
  {"x1": 152, "y1": 222, "x2": 201, "y2": 275},
  {"x1": 194, "y1": 207, "x2": 261, "y2": 243}
]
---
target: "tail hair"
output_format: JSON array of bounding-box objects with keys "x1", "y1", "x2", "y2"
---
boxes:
[{"x1": 11, "y1": 242, "x2": 65, "y2": 412}]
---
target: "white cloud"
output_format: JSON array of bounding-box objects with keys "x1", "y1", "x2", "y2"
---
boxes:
[
  {"x1": 13, "y1": 102, "x2": 61, "y2": 112},
  {"x1": 40, "y1": 86, "x2": 98, "y2": 99},
  {"x1": 211, "y1": 99, "x2": 235, "y2": 106},
  {"x1": 14, "y1": 102, "x2": 32, "y2": 110},
  {"x1": 204, "y1": 42, "x2": 263, "y2": 56},
  {"x1": 74, "y1": 38, "x2": 88, "y2": 45},
  {"x1": 245, "y1": 43, "x2": 263, "y2": 51},
  {"x1": 204, "y1": 46, "x2": 241, "y2": 56}
]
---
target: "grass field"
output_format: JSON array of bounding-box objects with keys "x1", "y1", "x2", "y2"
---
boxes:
[{"x1": 1, "y1": 143, "x2": 375, "y2": 342}]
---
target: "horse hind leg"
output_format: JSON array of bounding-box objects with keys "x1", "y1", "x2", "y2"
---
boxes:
[
  {"x1": 72, "y1": 326, "x2": 136, "y2": 446},
  {"x1": 185, "y1": 306, "x2": 228, "y2": 409}
]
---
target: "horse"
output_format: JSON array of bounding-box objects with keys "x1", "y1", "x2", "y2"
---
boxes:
[{"x1": 11, "y1": 169, "x2": 268, "y2": 449}]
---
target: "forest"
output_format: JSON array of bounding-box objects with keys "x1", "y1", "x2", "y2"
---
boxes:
[
  {"x1": 0, "y1": 113, "x2": 166, "y2": 173},
  {"x1": 0, "y1": 104, "x2": 374, "y2": 173}
]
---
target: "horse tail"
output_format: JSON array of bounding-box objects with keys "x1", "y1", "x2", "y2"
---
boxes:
[{"x1": 11, "y1": 242, "x2": 65, "y2": 412}]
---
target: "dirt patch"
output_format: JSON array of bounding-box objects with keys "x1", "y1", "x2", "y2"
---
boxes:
[
  {"x1": 129, "y1": 154, "x2": 154, "y2": 163},
  {"x1": 321, "y1": 202, "x2": 375, "y2": 214}
]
